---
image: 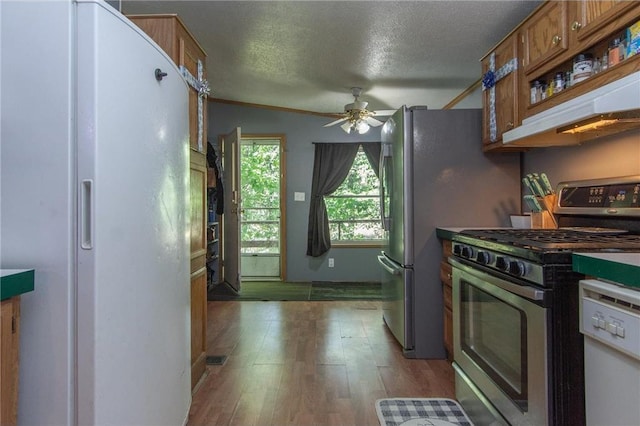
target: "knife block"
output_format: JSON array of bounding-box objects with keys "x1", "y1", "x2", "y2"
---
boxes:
[{"x1": 531, "y1": 194, "x2": 558, "y2": 229}]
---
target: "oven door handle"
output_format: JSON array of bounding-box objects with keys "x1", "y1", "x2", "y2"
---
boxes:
[{"x1": 449, "y1": 257, "x2": 545, "y2": 301}]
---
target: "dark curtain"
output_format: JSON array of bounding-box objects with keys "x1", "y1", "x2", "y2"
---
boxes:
[
  {"x1": 306, "y1": 143, "x2": 360, "y2": 257},
  {"x1": 362, "y1": 142, "x2": 381, "y2": 178}
]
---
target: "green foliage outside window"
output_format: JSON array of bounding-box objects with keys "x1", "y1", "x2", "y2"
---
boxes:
[
  {"x1": 325, "y1": 149, "x2": 383, "y2": 242},
  {"x1": 240, "y1": 143, "x2": 382, "y2": 250},
  {"x1": 240, "y1": 142, "x2": 280, "y2": 254}
]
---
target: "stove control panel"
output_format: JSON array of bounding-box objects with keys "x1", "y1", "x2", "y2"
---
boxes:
[
  {"x1": 452, "y1": 242, "x2": 544, "y2": 285},
  {"x1": 556, "y1": 175, "x2": 640, "y2": 216}
]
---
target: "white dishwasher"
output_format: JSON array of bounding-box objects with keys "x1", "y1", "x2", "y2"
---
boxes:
[{"x1": 579, "y1": 279, "x2": 640, "y2": 426}]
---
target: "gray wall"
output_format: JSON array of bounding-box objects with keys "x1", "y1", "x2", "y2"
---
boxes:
[
  {"x1": 522, "y1": 130, "x2": 640, "y2": 193},
  {"x1": 209, "y1": 101, "x2": 383, "y2": 282}
]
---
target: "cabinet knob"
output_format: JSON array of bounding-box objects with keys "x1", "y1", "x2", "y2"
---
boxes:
[
  {"x1": 571, "y1": 21, "x2": 582, "y2": 31},
  {"x1": 552, "y1": 35, "x2": 562, "y2": 46},
  {"x1": 506, "y1": 122, "x2": 514, "y2": 130}
]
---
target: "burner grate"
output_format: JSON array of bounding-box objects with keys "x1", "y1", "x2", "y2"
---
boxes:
[{"x1": 461, "y1": 229, "x2": 640, "y2": 250}]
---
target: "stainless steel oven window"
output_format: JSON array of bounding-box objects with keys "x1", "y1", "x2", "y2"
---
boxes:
[{"x1": 460, "y1": 283, "x2": 527, "y2": 410}]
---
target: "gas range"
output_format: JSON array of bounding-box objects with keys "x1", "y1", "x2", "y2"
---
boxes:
[
  {"x1": 451, "y1": 175, "x2": 640, "y2": 426},
  {"x1": 452, "y1": 175, "x2": 640, "y2": 287},
  {"x1": 453, "y1": 228, "x2": 640, "y2": 287}
]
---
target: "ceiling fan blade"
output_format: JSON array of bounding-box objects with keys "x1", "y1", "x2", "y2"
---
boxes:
[
  {"x1": 323, "y1": 117, "x2": 348, "y2": 127},
  {"x1": 371, "y1": 110, "x2": 397, "y2": 116},
  {"x1": 365, "y1": 116, "x2": 384, "y2": 127}
]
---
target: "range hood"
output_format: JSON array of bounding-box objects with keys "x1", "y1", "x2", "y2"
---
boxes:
[{"x1": 503, "y1": 71, "x2": 640, "y2": 147}]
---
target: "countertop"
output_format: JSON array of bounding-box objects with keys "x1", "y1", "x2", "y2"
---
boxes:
[
  {"x1": 1, "y1": 269, "x2": 35, "y2": 300},
  {"x1": 436, "y1": 227, "x2": 512, "y2": 241},
  {"x1": 572, "y1": 252, "x2": 640, "y2": 289}
]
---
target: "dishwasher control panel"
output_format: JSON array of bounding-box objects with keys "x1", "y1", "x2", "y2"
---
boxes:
[{"x1": 580, "y1": 279, "x2": 640, "y2": 361}]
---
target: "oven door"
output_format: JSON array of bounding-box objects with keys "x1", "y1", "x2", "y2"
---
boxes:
[{"x1": 450, "y1": 257, "x2": 551, "y2": 426}]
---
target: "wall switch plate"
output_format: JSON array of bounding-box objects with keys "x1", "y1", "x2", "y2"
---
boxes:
[
  {"x1": 328, "y1": 258, "x2": 334, "y2": 268},
  {"x1": 294, "y1": 192, "x2": 305, "y2": 201}
]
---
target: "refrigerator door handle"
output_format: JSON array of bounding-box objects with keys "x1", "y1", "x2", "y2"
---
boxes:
[
  {"x1": 379, "y1": 145, "x2": 391, "y2": 231},
  {"x1": 377, "y1": 254, "x2": 402, "y2": 275},
  {"x1": 81, "y1": 179, "x2": 93, "y2": 250}
]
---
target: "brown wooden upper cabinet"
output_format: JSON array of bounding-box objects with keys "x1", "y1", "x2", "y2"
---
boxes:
[
  {"x1": 522, "y1": 1, "x2": 569, "y2": 76},
  {"x1": 570, "y1": 1, "x2": 639, "y2": 45},
  {"x1": 522, "y1": 1, "x2": 640, "y2": 77},
  {"x1": 480, "y1": 1, "x2": 640, "y2": 149},
  {"x1": 480, "y1": 33, "x2": 523, "y2": 150}
]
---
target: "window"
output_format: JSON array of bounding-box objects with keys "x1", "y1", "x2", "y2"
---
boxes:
[{"x1": 324, "y1": 148, "x2": 383, "y2": 243}]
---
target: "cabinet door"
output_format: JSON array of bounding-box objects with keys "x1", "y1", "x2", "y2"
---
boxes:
[
  {"x1": 481, "y1": 34, "x2": 519, "y2": 146},
  {"x1": 523, "y1": 1, "x2": 568, "y2": 75},
  {"x1": 190, "y1": 152, "x2": 207, "y2": 389},
  {"x1": 1, "y1": 298, "x2": 20, "y2": 425},
  {"x1": 191, "y1": 153, "x2": 207, "y2": 260},
  {"x1": 177, "y1": 25, "x2": 208, "y2": 153},
  {"x1": 440, "y1": 241, "x2": 453, "y2": 361},
  {"x1": 571, "y1": 0, "x2": 638, "y2": 43},
  {"x1": 443, "y1": 306, "x2": 453, "y2": 361},
  {"x1": 190, "y1": 269, "x2": 207, "y2": 389}
]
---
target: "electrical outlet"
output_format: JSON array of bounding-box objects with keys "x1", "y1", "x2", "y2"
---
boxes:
[{"x1": 328, "y1": 258, "x2": 334, "y2": 268}]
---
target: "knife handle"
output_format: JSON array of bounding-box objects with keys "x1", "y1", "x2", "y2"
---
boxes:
[
  {"x1": 540, "y1": 173, "x2": 554, "y2": 194},
  {"x1": 523, "y1": 177, "x2": 536, "y2": 195}
]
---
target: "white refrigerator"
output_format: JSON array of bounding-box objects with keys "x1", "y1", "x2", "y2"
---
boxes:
[{"x1": 1, "y1": 1, "x2": 192, "y2": 425}]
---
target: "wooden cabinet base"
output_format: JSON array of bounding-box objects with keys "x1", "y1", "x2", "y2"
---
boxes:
[
  {"x1": 190, "y1": 268, "x2": 207, "y2": 389},
  {"x1": 1, "y1": 297, "x2": 20, "y2": 426},
  {"x1": 439, "y1": 241, "x2": 454, "y2": 361}
]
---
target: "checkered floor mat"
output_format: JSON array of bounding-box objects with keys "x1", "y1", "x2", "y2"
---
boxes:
[{"x1": 375, "y1": 398, "x2": 474, "y2": 426}]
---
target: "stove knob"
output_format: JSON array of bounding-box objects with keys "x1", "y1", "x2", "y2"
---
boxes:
[
  {"x1": 461, "y1": 246, "x2": 474, "y2": 259},
  {"x1": 496, "y1": 256, "x2": 508, "y2": 271},
  {"x1": 477, "y1": 251, "x2": 492, "y2": 265},
  {"x1": 508, "y1": 261, "x2": 526, "y2": 277},
  {"x1": 453, "y1": 244, "x2": 462, "y2": 256}
]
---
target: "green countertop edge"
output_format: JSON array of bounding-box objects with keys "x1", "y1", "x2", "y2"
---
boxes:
[
  {"x1": 1, "y1": 269, "x2": 35, "y2": 300},
  {"x1": 436, "y1": 228, "x2": 457, "y2": 241},
  {"x1": 572, "y1": 254, "x2": 640, "y2": 289}
]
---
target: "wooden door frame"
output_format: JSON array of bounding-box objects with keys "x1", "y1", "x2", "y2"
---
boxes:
[{"x1": 240, "y1": 134, "x2": 287, "y2": 281}]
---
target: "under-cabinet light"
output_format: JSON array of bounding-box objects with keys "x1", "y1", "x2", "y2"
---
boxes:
[{"x1": 558, "y1": 110, "x2": 640, "y2": 134}]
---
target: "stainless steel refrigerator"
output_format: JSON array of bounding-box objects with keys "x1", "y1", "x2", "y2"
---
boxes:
[{"x1": 377, "y1": 106, "x2": 520, "y2": 358}]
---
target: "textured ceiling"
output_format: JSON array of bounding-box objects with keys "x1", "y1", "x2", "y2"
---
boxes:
[{"x1": 121, "y1": 1, "x2": 541, "y2": 114}]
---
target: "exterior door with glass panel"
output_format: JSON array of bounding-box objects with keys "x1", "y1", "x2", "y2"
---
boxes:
[{"x1": 239, "y1": 136, "x2": 285, "y2": 280}]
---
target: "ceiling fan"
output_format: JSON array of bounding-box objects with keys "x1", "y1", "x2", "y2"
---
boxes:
[{"x1": 323, "y1": 87, "x2": 396, "y2": 134}]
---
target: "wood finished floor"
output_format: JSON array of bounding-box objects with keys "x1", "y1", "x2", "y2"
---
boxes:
[{"x1": 188, "y1": 300, "x2": 454, "y2": 426}]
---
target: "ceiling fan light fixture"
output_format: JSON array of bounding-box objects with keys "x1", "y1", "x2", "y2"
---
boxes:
[
  {"x1": 324, "y1": 87, "x2": 394, "y2": 133},
  {"x1": 356, "y1": 120, "x2": 370, "y2": 134}
]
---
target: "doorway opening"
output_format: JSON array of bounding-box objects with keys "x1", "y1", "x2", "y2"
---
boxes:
[{"x1": 239, "y1": 135, "x2": 286, "y2": 281}]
